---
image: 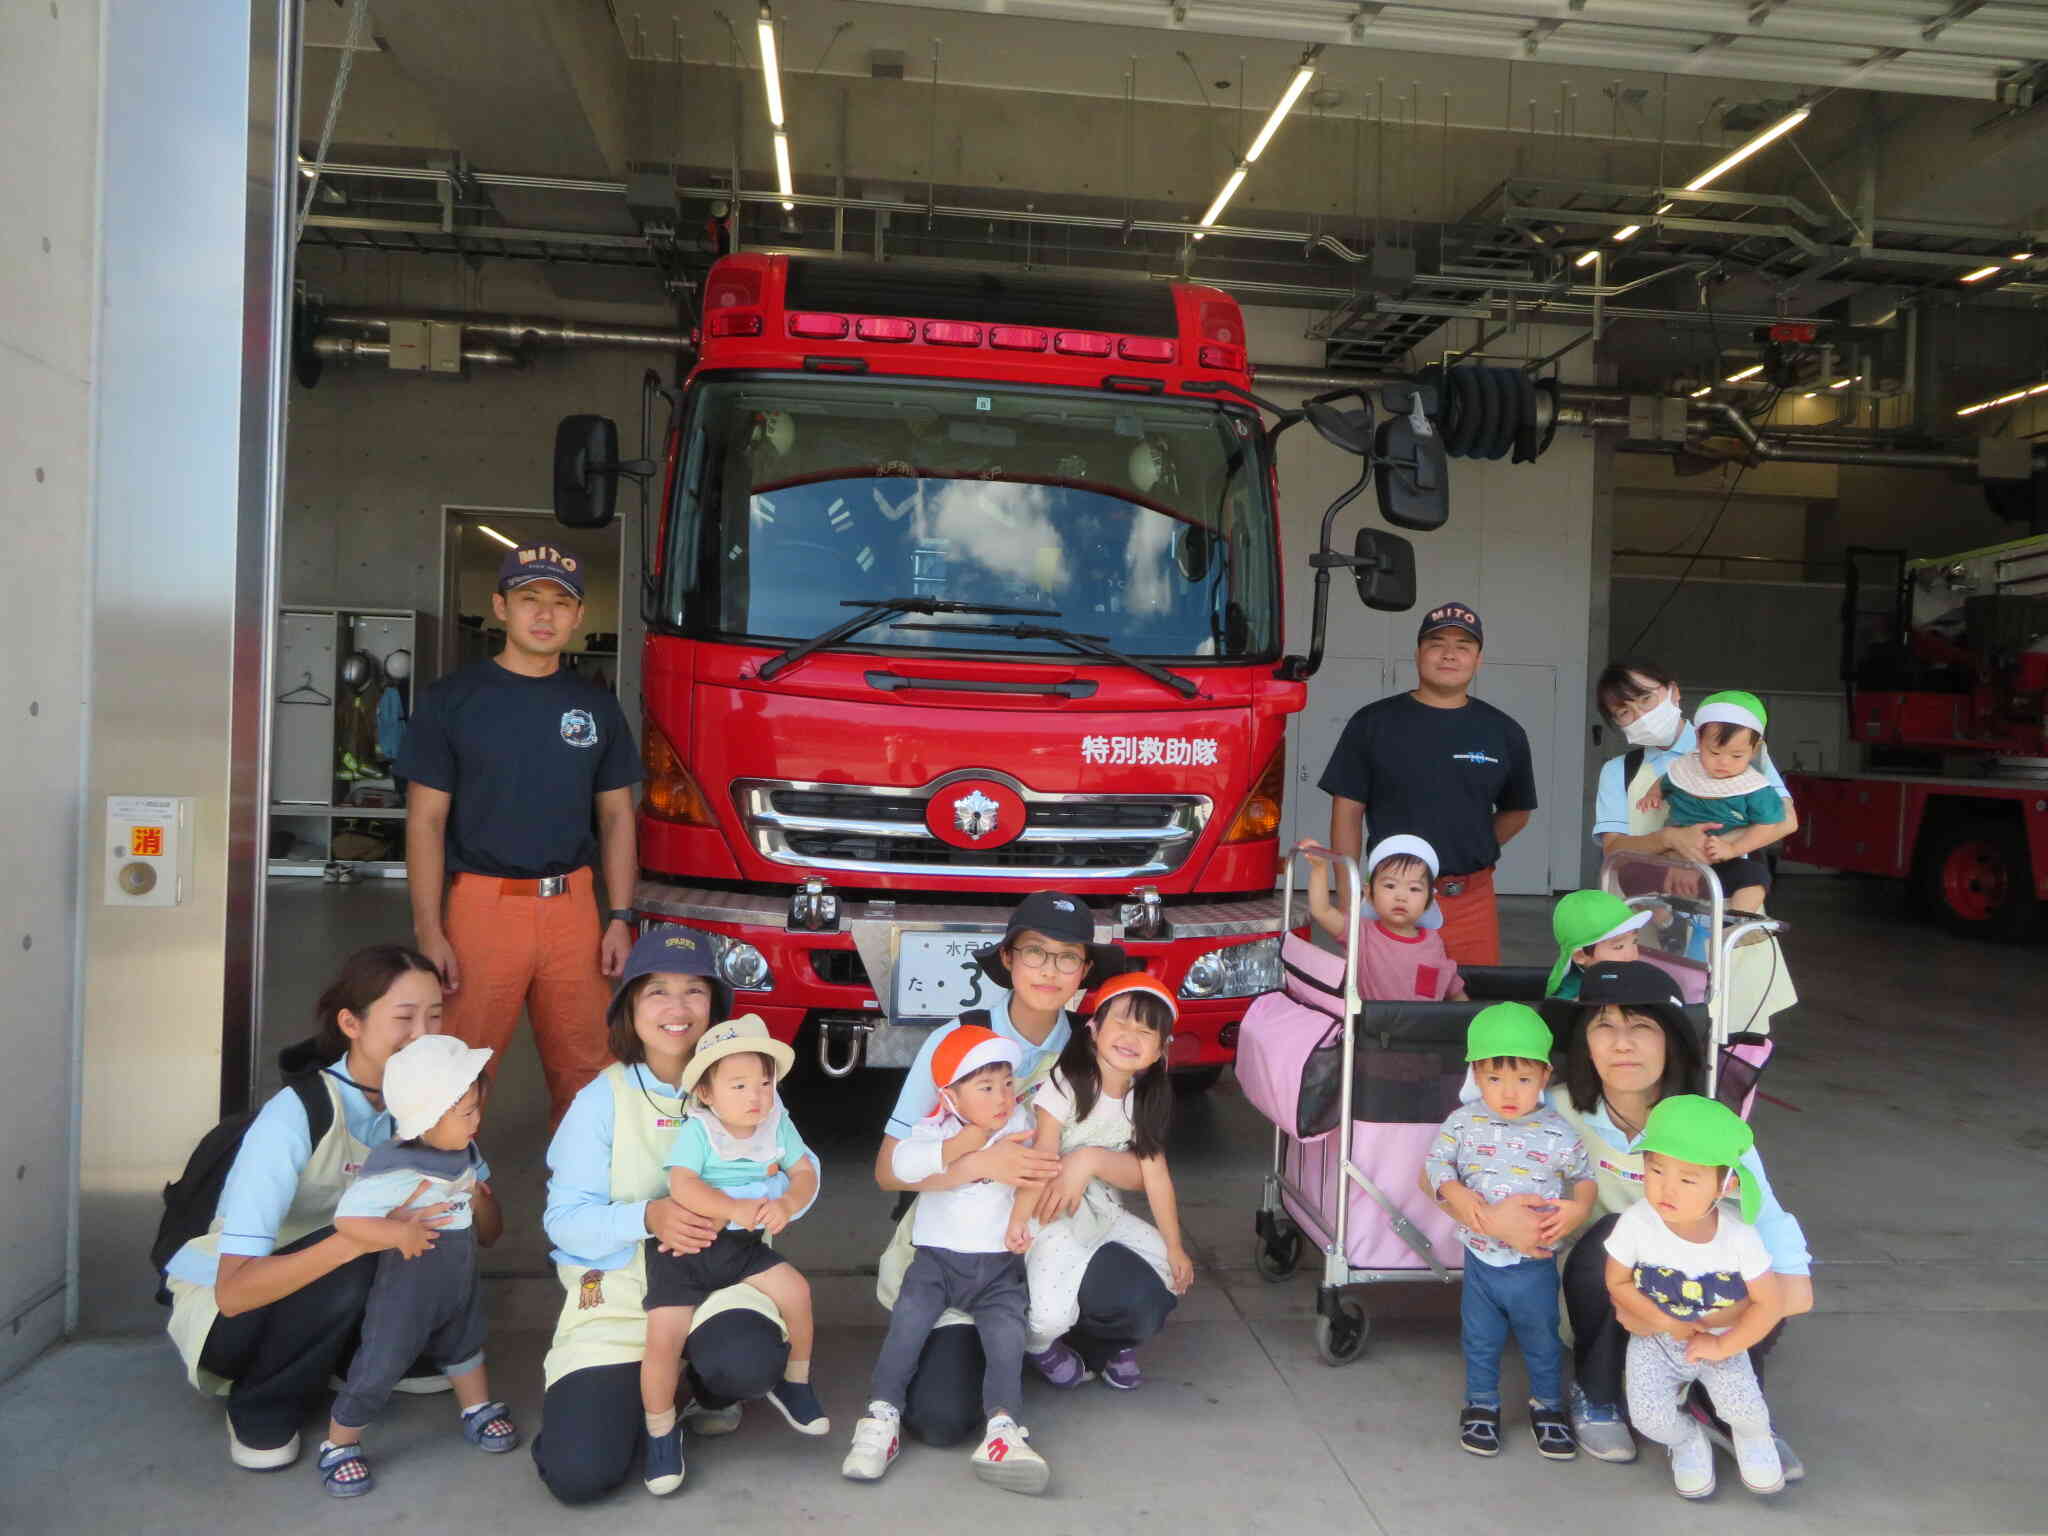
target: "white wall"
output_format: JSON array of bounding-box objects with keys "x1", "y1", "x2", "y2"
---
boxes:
[
  {"x1": 1242, "y1": 306, "x2": 1597, "y2": 895},
  {"x1": 1, "y1": 0, "x2": 100, "y2": 1379}
]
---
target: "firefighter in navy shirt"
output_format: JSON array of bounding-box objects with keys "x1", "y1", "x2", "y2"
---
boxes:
[
  {"x1": 398, "y1": 543, "x2": 641, "y2": 1125},
  {"x1": 1317, "y1": 602, "x2": 1537, "y2": 966}
]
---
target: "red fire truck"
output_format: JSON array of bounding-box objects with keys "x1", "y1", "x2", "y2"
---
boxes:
[
  {"x1": 554, "y1": 254, "x2": 1411, "y2": 1080},
  {"x1": 1785, "y1": 537, "x2": 2048, "y2": 941}
]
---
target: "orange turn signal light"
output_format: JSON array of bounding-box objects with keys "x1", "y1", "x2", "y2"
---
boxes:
[
  {"x1": 643, "y1": 717, "x2": 714, "y2": 827},
  {"x1": 1222, "y1": 743, "x2": 1286, "y2": 843}
]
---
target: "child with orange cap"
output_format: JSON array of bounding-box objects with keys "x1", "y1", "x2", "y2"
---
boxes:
[
  {"x1": 844, "y1": 1026, "x2": 1048, "y2": 1494},
  {"x1": 1009, "y1": 973, "x2": 1192, "y2": 1392}
]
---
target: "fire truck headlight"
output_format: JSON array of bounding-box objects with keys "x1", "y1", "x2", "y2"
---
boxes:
[
  {"x1": 712, "y1": 937, "x2": 774, "y2": 992},
  {"x1": 1178, "y1": 937, "x2": 1280, "y2": 999}
]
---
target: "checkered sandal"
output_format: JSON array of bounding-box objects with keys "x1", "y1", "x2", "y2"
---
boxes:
[
  {"x1": 461, "y1": 1400, "x2": 519, "y2": 1453},
  {"x1": 317, "y1": 1441, "x2": 373, "y2": 1498}
]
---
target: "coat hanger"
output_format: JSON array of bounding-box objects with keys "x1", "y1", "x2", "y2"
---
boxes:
[{"x1": 277, "y1": 670, "x2": 332, "y2": 705}]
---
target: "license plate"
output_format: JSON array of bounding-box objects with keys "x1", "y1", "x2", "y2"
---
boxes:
[{"x1": 892, "y1": 931, "x2": 1005, "y2": 1023}]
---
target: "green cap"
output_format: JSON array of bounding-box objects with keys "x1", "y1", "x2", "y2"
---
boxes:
[
  {"x1": 1465, "y1": 1002, "x2": 1554, "y2": 1065},
  {"x1": 1638, "y1": 1094, "x2": 1759, "y2": 1223},
  {"x1": 1546, "y1": 890, "x2": 1653, "y2": 996},
  {"x1": 1694, "y1": 689, "x2": 1768, "y2": 736}
]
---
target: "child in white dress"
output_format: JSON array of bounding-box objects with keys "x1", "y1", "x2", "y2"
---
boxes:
[{"x1": 1010, "y1": 973, "x2": 1193, "y2": 1391}]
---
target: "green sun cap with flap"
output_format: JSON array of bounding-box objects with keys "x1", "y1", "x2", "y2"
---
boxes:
[
  {"x1": 1638, "y1": 1093, "x2": 1759, "y2": 1222},
  {"x1": 1547, "y1": 889, "x2": 1654, "y2": 996},
  {"x1": 1465, "y1": 1002, "x2": 1554, "y2": 1065}
]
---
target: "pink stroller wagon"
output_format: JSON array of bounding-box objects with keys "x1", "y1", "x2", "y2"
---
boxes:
[{"x1": 1236, "y1": 848, "x2": 1782, "y2": 1365}]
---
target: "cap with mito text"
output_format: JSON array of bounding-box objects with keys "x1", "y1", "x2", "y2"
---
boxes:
[
  {"x1": 498, "y1": 541, "x2": 586, "y2": 599},
  {"x1": 1416, "y1": 601, "x2": 1482, "y2": 648}
]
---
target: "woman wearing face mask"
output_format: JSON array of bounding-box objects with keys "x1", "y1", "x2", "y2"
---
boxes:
[{"x1": 1591, "y1": 660, "x2": 1800, "y2": 867}]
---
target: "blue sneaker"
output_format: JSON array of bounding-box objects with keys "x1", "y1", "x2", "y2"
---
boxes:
[
  {"x1": 1569, "y1": 1383, "x2": 1637, "y2": 1464},
  {"x1": 643, "y1": 1424, "x2": 685, "y2": 1496},
  {"x1": 767, "y1": 1378, "x2": 831, "y2": 1436}
]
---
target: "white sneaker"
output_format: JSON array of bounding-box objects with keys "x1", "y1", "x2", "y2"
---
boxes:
[
  {"x1": 1669, "y1": 1422, "x2": 1716, "y2": 1500},
  {"x1": 227, "y1": 1418, "x2": 300, "y2": 1471},
  {"x1": 1733, "y1": 1428, "x2": 1785, "y2": 1495},
  {"x1": 842, "y1": 1410, "x2": 901, "y2": 1482},
  {"x1": 684, "y1": 1397, "x2": 744, "y2": 1437},
  {"x1": 971, "y1": 1414, "x2": 1049, "y2": 1496}
]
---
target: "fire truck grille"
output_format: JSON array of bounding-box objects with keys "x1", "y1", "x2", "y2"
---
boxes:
[{"x1": 732, "y1": 779, "x2": 1212, "y2": 880}]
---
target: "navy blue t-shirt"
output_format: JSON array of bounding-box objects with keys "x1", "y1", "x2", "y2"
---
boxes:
[
  {"x1": 1317, "y1": 692, "x2": 1537, "y2": 875},
  {"x1": 397, "y1": 661, "x2": 639, "y2": 877}
]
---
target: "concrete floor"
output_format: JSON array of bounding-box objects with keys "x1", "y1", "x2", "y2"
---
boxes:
[{"x1": 10, "y1": 875, "x2": 2048, "y2": 1533}]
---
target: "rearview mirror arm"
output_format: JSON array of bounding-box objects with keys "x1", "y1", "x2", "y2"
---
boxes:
[{"x1": 1276, "y1": 454, "x2": 1375, "y2": 682}]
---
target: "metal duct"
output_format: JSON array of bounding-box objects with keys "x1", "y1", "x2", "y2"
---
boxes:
[
  {"x1": 322, "y1": 310, "x2": 693, "y2": 353},
  {"x1": 310, "y1": 335, "x2": 524, "y2": 368},
  {"x1": 1250, "y1": 364, "x2": 1631, "y2": 413},
  {"x1": 1686, "y1": 401, "x2": 2030, "y2": 471}
]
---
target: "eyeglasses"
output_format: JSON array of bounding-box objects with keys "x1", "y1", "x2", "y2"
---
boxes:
[{"x1": 1011, "y1": 944, "x2": 1085, "y2": 975}]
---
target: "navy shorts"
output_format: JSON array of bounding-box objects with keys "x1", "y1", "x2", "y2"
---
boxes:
[{"x1": 643, "y1": 1228, "x2": 785, "y2": 1310}]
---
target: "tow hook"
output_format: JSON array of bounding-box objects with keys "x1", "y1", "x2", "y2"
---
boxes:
[{"x1": 816, "y1": 1013, "x2": 876, "y2": 1077}]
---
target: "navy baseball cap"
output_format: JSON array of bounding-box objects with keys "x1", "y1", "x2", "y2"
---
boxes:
[
  {"x1": 498, "y1": 541, "x2": 585, "y2": 598},
  {"x1": 612, "y1": 923, "x2": 730, "y2": 1023},
  {"x1": 1417, "y1": 601, "x2": 1482, "y2": 647},
  {"x1": 974, "y1": 890, "x2": 1129, "y2": 988}
]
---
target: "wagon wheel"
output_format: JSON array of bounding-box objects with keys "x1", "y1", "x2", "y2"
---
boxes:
[
  {"x1": 1253, "y1": 1221, "x2": 1303, "y2": 1283},
  {"x1": 1314, "y1": 1291, "x2": 1369, "y2": 1366}
]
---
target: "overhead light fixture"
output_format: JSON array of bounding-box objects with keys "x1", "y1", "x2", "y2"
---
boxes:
[
  {"x1": 1683, "y1": 106, "x2": 1811, "y2": 192},
  {"x1": 1829, "y1": 375, "x2": 1859, "y2": 389},
  {"x1": 475, "y1": 524, "x2": 519, "y2": 549},
  {"x1": 1690, "y1": 386, "x2": 1712, "y2": 398},
  {"x1": 1802, "y1": 391, "x2": 1817, "y2": 399},
  {"x1": 773, "y1": 133, "x2": 795, "y2": 211},
  {"x1": 1613, "y1": 224, "x2": 1643, "y2": 243},
  {"x1": 1195, "y1": 45, "x2": 1321, "y2": 238},
  {"x1": 1574, "y1": 249, "x2": 1599, "y2": 268},
  {"x1": 1955, "y1": 381, "x2": 2048, "y2": 416},
  {"x1": 1960, "y1": 265, "x2": 2001, "y2": 283},
  {"x1": 1726, "y1": 364, "x2": 1763, "y2": 382},
  {"x1": 759, "y1": 7, "x2": 794, "y2": 211}
]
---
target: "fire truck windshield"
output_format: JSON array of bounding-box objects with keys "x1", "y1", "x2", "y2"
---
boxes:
[{"x1": 670, "y1": 377, "x2": 1278, "y2": 662}]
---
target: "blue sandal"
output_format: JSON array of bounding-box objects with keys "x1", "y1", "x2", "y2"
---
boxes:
[
  {"x1": 461, "y1": 1400, "x2": 519, "y2": 1453},
  {"x1": 318, "y1": 1441, "x2": 373, "y2": 1498}
]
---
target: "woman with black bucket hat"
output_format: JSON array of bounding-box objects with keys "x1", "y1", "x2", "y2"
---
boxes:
[
  {"x1": 868, "y1": 892, "x2": 1179, "y2": 1447},
  {"x1": 1439, "y1": 961, "x2": 1814, "y2": 1481}
]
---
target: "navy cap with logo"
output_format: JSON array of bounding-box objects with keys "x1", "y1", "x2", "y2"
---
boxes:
[
  {"x1": 974, "y1": 890, "x2": 1129, "y2": 989},
  {"x1": 613, "y1": 923, "x2": 731, "y2": 1027},
  {"x1": 1416, "y1": 601, "x2": 1482, "y2": 648},
  {"x1": 498, "y1": 541, "x2": 586, "y2": 599}
]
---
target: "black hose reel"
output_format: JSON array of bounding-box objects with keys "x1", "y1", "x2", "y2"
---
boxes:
[{"x1": 1418, "y1": 363, "x2": 1561, "y2": 465}]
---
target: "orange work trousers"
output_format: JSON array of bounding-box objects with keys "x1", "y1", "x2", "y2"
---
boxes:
[
  {"x1": 1434, "y1": 865, "x2": 1501, "y2": 967},
  {"x1": 442, "y1": 867, "x2": 611, "y2": 1127}
]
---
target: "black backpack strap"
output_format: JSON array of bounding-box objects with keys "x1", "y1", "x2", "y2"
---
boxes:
[
  {"x1": 293, "y1": 1071, "x2": 337, "y2": 1149},
  {"x1": 958, "y1": 1010, "x2": 992, "y2": 1031},
  {"x1": 1623, "y1": 746, "x2": 1646, "y2": 787}
]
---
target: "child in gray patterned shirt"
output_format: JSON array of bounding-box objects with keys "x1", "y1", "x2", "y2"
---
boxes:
[{"x1": 1424, "y1": 1004, "x2": 1595, "y2": 1462}]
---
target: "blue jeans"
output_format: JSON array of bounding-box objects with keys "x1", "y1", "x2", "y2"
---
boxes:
[{"x1": 1460, "y1": 1254, "x2": 1564, "y2": 1409}]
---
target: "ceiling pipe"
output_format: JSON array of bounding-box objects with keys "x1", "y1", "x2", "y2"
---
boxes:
[
  {"x1": 1252, "y1": 363, "x2": 1632, "y2": 412},
  {"x1": 310, "y1": 335, "x2": 525, "y2": 368},
  {"x1": 321, "y1": 309, "x2": 693, "y2": 353}
]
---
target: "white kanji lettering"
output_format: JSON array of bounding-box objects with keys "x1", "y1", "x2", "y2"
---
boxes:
[
  {"x1": 1081, "y1": 735, "x2": 1110, "y2": 764},
  {"x1": 1136, "y1": 737, "x2": 1165, "y2": 766},
  {"x1": 1191, "y1": 739, "x2": 1219, "y2": 766},
  {"x1": 1110, "y1": 736, "x2": 1136, "y2": 765},
  {"x1": 1163, "y1": 739, "x2": 1187, "y2": 766}
]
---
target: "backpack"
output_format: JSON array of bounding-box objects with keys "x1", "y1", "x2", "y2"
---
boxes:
[{"x1": 151, "y1": 1049, "x2": 335, "y2": 1305}]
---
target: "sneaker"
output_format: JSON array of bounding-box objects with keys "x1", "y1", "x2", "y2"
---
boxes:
[
  {"x1": 1530, "y1": 1404, "x2": 1577, "y2": 1461},
  {"x1": 1733, "y1": 1428, "x2": 1785, "y2": 1495},
  {"x1": 1669, "y1": 1422, "x2": 1716, "y2": 1500},
  {"x1": 642, "y1": 1424, "x2": 685, "y2": 1497},
  {"x1": 971, "y1": 1414, "x2": 1049, "y2": 1496},
  {"x1": 683, "y1": 1397, "x2": 743, "y2": 1437},
  {"x1": 1100, "y1": 1348, "x2": 1143, "y2": 1391},
  {"x1": 1687, "y1": 1404, "x2": 1805, "y2": 1483},
  {"x1": 1459, "y1": 1404, "x2": 1501, "y2": 1457},
  {"x1": 767, "y1": 1378, "x2": 831, "y2": 1436},
  {"x1": 1568, "y1": 1383, "x2": 1637, "y2": 1464},
  {"x1": 227, "y1": 1419, "x2": 299, "y2": 1471},
  {"x1": 842, "y1": 1409, "x2": 901, "y2": 1483},
  {"x1": 1025, "y1": 1340, "x2": 1089, "y2": 1389}
]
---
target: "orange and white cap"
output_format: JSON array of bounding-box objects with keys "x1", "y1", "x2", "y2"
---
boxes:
[
  {"x1": 930, "y1": 1024, "x2": 1022, "y2": 1090},
  {"x1": 1083, "y1": 971, "x2": 1178, "y2": 1027}
]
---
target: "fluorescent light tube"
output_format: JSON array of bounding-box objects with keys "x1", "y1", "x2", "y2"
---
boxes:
[
  {"x1": 773, "y1": 131, "x2": 794, "y2": 201},
  {"x1": 1575, "y1": 250, "x2": 1599, "y2": 268},
  {"x1": 476, "y1": 524, "x2": 519, "y2": 549},
  {"x1": 1726, "y1": 364, "x2": 1763, "y2": 382},
  {"x1": 1683, "y1": 106, "x2": 1811, "y2": 192},
  {"x1": 1199, "y1": 166, "x2": 1248, "y2": 229},
  {"x1": 1245, "y1": 62, "x2": 1316, "y2": 163},
  {"x1": 1960, "y1": 265, "x2": 2000, "y2": 283},
  {"x1": 757, "y1": 8, "x2": 784, "y2": 128}
]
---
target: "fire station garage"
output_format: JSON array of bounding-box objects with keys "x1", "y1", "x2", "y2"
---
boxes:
[{"x1": 8, "y1": 1, "x2": 2048, "y2": 1529}]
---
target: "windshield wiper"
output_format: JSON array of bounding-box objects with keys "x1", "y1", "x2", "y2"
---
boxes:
[
  {"x1": 757, "y1": 596, "x2": 1059, "y2": 681},
  {"x1": 892, "y1": 621, "x2": 1201, "y2": 699}
]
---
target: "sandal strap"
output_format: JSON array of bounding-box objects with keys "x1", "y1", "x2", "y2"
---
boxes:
[
  {"x1": 319, "y1": 1443, "x2": 369, "y2": 1472},
  {"x1": 463, "y1": 1400, "x2": 509, "y2": 1423}
]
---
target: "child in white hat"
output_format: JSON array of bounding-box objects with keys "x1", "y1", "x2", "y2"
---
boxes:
[
  {"x1": 639, "y1": 1014, "x2": 824, "y2": 1496},
  {"x1": 319, "y1": 1034, "x2": 511, "y2": 1497},
  {"x1": 1297, "y1": 834, "x2": 1469, "y2": 1001}
]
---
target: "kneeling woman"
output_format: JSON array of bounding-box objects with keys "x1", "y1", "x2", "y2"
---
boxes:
[
  {"x1": 533, "y1": 926, "x2": 814, "y2": 1504},
  {"x1": 163, "y1": 946, "x2": 451, "y2": 1469}
]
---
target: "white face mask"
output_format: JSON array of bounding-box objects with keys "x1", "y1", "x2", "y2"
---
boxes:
[{"x1": 1620, "y1": 692, "x2": 1683, "y2": 750}]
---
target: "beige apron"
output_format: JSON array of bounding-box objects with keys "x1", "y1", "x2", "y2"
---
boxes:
[
  {"x1": 1626, "y1": 757, "x2": 1798, "y2": 1033},
  {"x1": 541, "y1": 1064, "x2": 786, "y2": 1390},
  {"x1": 165, "y1": 1075, "x2": 366, "y2": 1394},
  {"x1": 875, "y1": 1043, "x2": 1062, "y2": 1316}
]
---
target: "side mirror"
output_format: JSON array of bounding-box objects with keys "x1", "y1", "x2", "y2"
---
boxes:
[
  {"x1": 1373, "y1": 415, "x2": 1450, "y2": 531},
  {"x1": 1302, "y1": 388, "x2": 1375, "y2": 456},
  {"x1": 555, "y1": 414, "x2": 621, "y2": 529},
  {"x1": 1173, "y1": 524, "x2": 1215, "y2": 583},
  {"x1": 1352, "y1": 529, "x2": 1416, "y2": 612}
]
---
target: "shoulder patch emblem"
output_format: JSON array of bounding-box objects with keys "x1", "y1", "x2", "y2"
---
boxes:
[{"x1": 561, "y1": 708, "x2": 599, "y2": 748}]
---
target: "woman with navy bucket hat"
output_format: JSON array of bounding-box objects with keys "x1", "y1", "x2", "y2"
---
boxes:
[
  {"x1": 867, "y1": 891, "x2": 1178, "y2": 1447},
  {"x1": 532, "y1": 925, "x2": 814, "y2": 1503}
]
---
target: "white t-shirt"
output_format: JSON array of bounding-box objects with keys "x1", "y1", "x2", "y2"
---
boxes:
[
  {"x1": 893, "y1": 1102, "x2": 1036, "y2": 1254},
  {"x1": 1034, "y1": 1068, "x2": 1135, "y2": 1154},
  {"x1": 1603, "y1": 1197, "x2": 1771, "y2": 1334}
]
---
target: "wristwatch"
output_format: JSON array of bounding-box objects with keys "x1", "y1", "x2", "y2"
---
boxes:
[{"x1": 606, "y1": 908, "x2": 636, "y2": 926}]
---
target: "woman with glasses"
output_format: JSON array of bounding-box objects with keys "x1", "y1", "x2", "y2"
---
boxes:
[{"x1": 867, "y1": 891, "x2": 1179, "y2": 1447}]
